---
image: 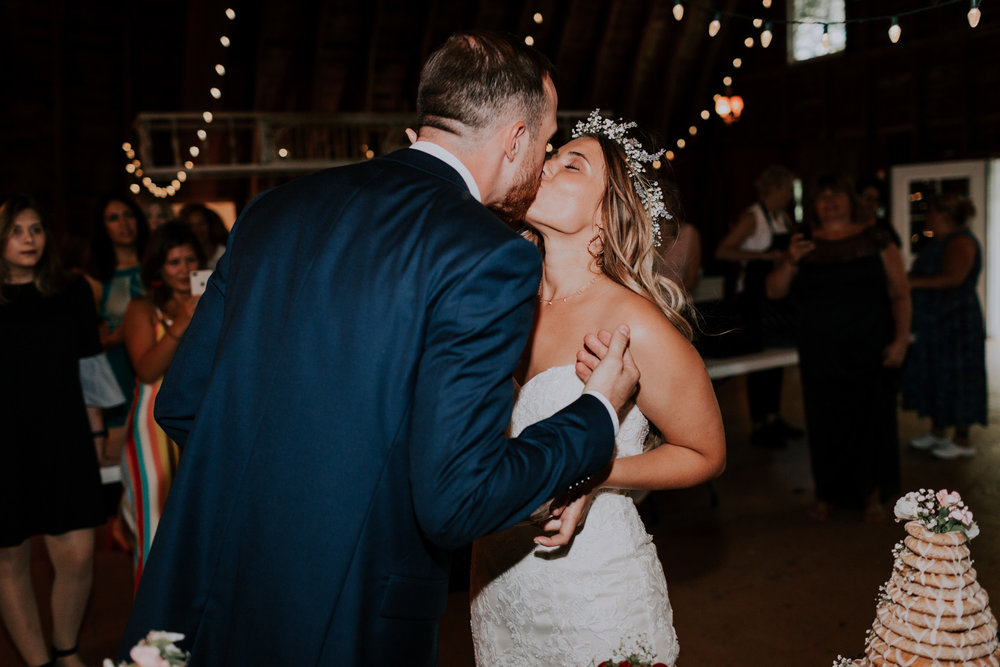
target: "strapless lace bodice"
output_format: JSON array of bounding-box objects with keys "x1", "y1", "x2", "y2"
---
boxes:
[
  {"x1": 470, "y1": 365, "x2": 678, "y2": 666},
  {"x1": 511, "y1": 364, "x2": 649, "y2": 458}
]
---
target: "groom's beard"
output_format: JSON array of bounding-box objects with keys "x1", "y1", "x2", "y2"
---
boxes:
[{"x1": 489, "y1": 161, "x2": 542, "y2": 223}]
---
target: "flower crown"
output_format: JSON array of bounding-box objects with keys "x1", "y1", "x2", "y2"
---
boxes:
[{"x1": 571, "y1": 109, "x2": 671, "y2": 243}]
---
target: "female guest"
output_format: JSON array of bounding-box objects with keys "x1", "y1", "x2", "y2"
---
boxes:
[
  {"x1": 716, "y1": 165, "x2": 801, "y2": 448},
  {"x1": 657, "y1": 181, "x2": 702, "y2": 292},
  {"x1": 767, "y1": 175, "x2": 910, "y2": 520},
  {"x1": 178, "y1": 203, "x2": 228, "y2": 269},
  {"x1": 903, "y1": 194, "x2": 986, "y2": 459},
  {"x1": 120, "y1": 222, "x2": 203, "y2": 586},
  {"x1": 84, "y1": 195, "x2": 150, "y2": 445},
  {"x1": 0, "y1": 196, "x2": 104, "y2": 667}
]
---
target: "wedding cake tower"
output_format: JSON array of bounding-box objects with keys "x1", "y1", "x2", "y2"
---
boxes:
[{"x1": 837, "y1": 489, "x2": 999, "y2": 667}]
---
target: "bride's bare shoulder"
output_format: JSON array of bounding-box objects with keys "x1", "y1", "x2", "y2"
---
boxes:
[{"x1": 599, "y1": 282, "x2": 694, "y2": 358}]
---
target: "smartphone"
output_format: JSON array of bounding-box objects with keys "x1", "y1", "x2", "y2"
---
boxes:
[{"x1": 190, "y1": 269, "x2": 213, "y2": 296}]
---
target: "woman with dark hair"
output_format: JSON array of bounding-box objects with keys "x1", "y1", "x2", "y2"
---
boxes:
[
  {"x1": 0, "y1": 195, "x2": 104, "y2": 667},
  {"x1": 119, "y1": 222, "x2": 204, "y2": 587},
  {"x1": 470, "y1": 112, "x2": 726, "y2": 665},
  {"x1": 903, "y1": 194, "x2": 986, "y2": 459},
  {"x1": 177, "y1": 203, "x2": 228, "y2": 269},
  {"x1": 84, "y1": 194, "x2": 150, "y2": 444},
  {"x1": 767, "y1": 175, "x2": 910, "y2": 521}
]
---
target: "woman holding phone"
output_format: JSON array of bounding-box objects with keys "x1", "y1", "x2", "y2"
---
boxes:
[{"x1": 119, "y1": 222, "x2": 203, "y2": 587}]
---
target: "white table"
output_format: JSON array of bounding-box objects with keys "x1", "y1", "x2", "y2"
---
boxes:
[{"x1": 705, "y1": 347, "x2": 799, "y2": 380}]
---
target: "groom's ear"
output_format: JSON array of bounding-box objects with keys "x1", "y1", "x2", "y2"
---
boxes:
[{"x1": 502, "y1": 121, "x2": 528, "y2": 162}]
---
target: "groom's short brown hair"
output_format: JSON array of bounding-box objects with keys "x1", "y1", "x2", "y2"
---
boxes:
[{"x1": 417, "y1": 30, "x2": 555, "y2": 139}]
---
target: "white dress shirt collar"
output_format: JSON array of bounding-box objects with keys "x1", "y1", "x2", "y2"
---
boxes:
[{"x1": 409, "y1": 141, "x2": 482, "y2": 203}]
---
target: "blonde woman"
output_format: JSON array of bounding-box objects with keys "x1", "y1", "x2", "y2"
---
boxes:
[{"x1": 470, "y1": 112, "x2": 726, "y2": 665}]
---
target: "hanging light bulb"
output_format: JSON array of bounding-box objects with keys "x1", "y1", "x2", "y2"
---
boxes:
[
  {"x1": 821, "y1": 23, "x2": 830, "y2": 49},
  {"x1": 888, "y1": 16, "x2": 901, "y2": 43},
  {"x1": 708, "y1": 13, "x2": 721, "y2": 37},
  {"x1": 672, "y1": 0, "x2": 684, "y2": 21},
  {"x1": 761, "y1": 22, "x2": 773, "y2": 48},
  {"x1": 968, "y1": 0, "x2": 981, "y2": 27}
]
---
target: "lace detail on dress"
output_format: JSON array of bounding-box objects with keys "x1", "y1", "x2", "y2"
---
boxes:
[{"x1": 470, "y1": 365, "x2": 679, "y2": 666}]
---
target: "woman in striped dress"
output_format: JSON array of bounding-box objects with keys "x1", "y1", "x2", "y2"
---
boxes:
[{"x1": 120, "y1": 222, "x2": 204, "y2": 588}]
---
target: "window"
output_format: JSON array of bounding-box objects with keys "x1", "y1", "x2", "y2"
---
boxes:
[{"x1": 788, "y1": 0, "x2": 846, "y2": 62}]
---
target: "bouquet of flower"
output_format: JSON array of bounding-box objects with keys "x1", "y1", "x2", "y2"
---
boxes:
[
  {"x1": 892, "y1": 488, "x2": 979, "y2": 540},
  {"x1": 103, "y1": 631, "x2": 189, "y2": 667}
]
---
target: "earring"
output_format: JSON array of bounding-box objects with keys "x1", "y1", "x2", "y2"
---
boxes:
[{"x1": 587, "y1": 229, "x2": 604, "y2": 265}]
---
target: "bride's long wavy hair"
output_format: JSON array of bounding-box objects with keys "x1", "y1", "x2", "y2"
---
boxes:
[{"x1": 521, "y1": 134, "x2": 693, "y2": 340}]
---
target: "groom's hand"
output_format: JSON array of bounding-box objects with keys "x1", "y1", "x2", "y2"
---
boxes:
[{"x1": 577, "y1": 324, "x2": 639, "y2": 414}]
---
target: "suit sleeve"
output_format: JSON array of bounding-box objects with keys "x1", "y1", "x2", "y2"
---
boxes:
[{"x1": 409, "y1": 238, "x2": 615, "y2": 550}]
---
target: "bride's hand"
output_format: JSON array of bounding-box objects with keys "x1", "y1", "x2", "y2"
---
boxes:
[{"x1": 534, "y1": 490, "x2": 595, "y2": 548}]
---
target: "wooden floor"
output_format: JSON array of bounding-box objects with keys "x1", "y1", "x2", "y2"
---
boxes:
[{"x1": 3, "y1": 345, "x2": 998, "y2": 667}]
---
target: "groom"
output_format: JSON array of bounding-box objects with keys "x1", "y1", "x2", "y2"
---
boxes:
[{"x1": 121, "y1": 31, "x2": 636, "y2": 666}]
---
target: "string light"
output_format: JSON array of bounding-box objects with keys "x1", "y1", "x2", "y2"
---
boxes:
[
  {"x1": 673, "y1": 0, "x2": 684, "y2": 21},
  {"x1": 121, "y1": 7, "x2": 235, "y2": 198},
  {"x1": 524, "y1": 35, "x2": 534, "y2": 46},
  {"x1": 761, "y1": 22, "x2": 773, "y2": 48},
  {"x1": 665, "y1": 150, "x2": 675, "y2": 161},
  {"x1": 533, "y1": 12, "x2": 543, "y2": 24},
  {"x1": 708, "y1": 13, "x2": 721, "y2": 37},
  {"x1": 732, "y1": 57, "x2": 742, "y2": 68},
  {"x1": 968, "y1": 0, "x2": 981, "y2": 27},
  {"x1": 762, "y1": 0, "x2": 772, "y2": 7},
  {"x1": 700, "y1": 109, "x2": 711, "y2": 120},
  {"x1": 688, "y1": 125, "x2": 698, "y2": 136},
  {"x1": 744, "y1": 36, "x2": 755, "y2": 48},
  {"x1": 753, "y1": 18, "x2": 763, "y2": 28},
  {"x1": 888, "y1": 16, "x2": 901, "y2": 43}
]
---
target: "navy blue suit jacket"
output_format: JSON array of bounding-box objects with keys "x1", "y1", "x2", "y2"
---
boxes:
[{"x1": 122, "y1": 148, "x2": 614, "y2": 665}]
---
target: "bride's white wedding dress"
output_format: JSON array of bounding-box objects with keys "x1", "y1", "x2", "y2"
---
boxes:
[{"x1": 470, "y1": 365, "x2": 679, "y2": 666}]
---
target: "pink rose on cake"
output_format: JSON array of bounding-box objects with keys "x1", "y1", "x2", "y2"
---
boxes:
[{"x1": 936, "y1": 489, "x2": 962, "y2": 507}]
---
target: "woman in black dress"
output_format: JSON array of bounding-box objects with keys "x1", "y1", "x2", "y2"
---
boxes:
[
  {"x1": 0, "y1": 196, "x2": 104, "y2": 667},
  {"x1": 766, "y1": 176, "x2": 911, "y2": 520}
]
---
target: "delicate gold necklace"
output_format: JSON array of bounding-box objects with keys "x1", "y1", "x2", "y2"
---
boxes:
[{"x1": 538, "y1": 275, "x2": 600, "y2": 305}]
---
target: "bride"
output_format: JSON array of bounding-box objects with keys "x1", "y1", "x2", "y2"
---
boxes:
[{"x1": 469, "y1": 111, "x2": 727, "y2": 665}]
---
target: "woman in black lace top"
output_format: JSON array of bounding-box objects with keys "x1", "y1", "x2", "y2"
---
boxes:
[{"x1": 766, "y1": 175, "x2": 911, "y2": 521}]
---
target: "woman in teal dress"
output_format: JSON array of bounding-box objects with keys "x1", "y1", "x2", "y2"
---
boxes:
[
  {"x1": 903, "y1": 194, "x2": 986, "y2": 459},
  {"x1": 84, "y1": 195, "x2": 149, "y2": 445}
]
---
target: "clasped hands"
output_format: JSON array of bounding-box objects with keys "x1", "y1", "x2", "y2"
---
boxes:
[{"x1": 532, "y1": 325, "x2": 639, "y2": 548}]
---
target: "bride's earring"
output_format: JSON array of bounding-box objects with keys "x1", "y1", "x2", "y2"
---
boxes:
[{"x1": 587, "y1": 228, "x2": 604, "y2": 265}]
